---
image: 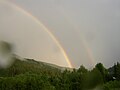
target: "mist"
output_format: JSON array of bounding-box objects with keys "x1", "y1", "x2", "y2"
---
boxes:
[{"x1": 0, "y1": 0, "x2": 120, "y2": 68}]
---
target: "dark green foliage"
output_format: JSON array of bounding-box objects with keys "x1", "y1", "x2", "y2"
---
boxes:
[
  {"x1": 109, "y1": 62, "x2": 120, "y2": 81},
  {"x1": 95, "y1": 63, "x2": 108, "y2": 82},
  {"x1": 0, "y1": 58, "x2": 120, "y2": 90},
  {"x1": 0, "y1": 42, "x2": 120, "y2": 90},
  {"x1": 102, "y1": 80, "x2": 120, "y2": 90},
  {"x1": 116, "y1": 62, "x2": 120, "y2": 80},
  {"x1": 77, "y1": 65, "x2": 88, "y2": 74},
  {"x1": 0, "y1": 58, "x2": 61, "y2": 77},
  {"x1": 82, "y1": 68, "x2": 104, "y2": 89},
  {"x1": 0, "y1": 73, "x2": 55, "y2": 90},
  {"x1": 95, "y1": 63, "x2": 106, "y2": 75}
]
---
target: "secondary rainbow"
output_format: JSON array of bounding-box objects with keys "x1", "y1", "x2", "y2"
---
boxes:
[
  {"x1": 1, "y1": 0, "x2": 73, "y2": 68},
  {"x1": 56, "y1": 6, "x2": 96, "y2": 66}
]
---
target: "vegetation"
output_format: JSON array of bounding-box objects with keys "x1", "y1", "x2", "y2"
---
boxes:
[
  {"x1": 0, "y1": 41, "x2": 120, "y2": 90},
  {"x1": 0, "y1": 57, "x2": 120, "y2": 90}
]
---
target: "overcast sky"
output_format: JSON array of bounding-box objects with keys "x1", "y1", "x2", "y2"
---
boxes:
[{"x1": 0, "y1": 0, "x2": 120, "y2": 68}]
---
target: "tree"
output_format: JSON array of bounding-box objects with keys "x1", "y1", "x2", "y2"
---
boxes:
[
  {"x1": 95, "y1": 63, "x2": 105, "y2": 74},
  {"x1": 95, "y1": 63, "x2": 108, "y2": 82},
  {"x1": 82, "y1": 68, "x2": 104, "y2": 89},
  {"x1": 116, "y1": 62, "x2": 120, "y2": 80},
  {"x1": 77, "y1": 65, "x2": 88, "y2": 74}
]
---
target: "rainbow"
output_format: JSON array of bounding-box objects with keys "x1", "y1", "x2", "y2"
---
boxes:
[
  {"x1": 56, "y1": 6, "x2": 96, "y2": 66},
  {"x1": 1, "y1": 0, "x2": 97, "y2": 68},
  {"x1": 0, "y1": 0, "x2": 73, "y2": 68}
]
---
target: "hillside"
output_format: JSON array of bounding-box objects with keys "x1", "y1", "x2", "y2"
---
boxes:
[
  {"x1": 0, "y1": 56, "x2": 63, "y2": 77},
  {"x1": 0, "y1": 56, "x2": 120, "y2": 90}
]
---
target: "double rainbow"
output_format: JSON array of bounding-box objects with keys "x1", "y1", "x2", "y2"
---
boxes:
[{"x1": 0, "y1": 0, "x2": 96, "y2": 68}]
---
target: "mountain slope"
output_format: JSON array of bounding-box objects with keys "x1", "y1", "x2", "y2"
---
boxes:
[{"x1": 0, "y1": 56, "x2": 62, "y2": 77}]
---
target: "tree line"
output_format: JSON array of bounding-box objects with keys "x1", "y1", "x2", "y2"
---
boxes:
[
  {"x1": 0, "y1": 61, "x2": 120, "y2": 90},
  {"x1": 0, "y1": 41, "x2": 120, "y2": 90}
]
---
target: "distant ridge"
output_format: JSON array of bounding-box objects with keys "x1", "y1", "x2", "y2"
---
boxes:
[{"x1": 0, "y1": 55, "x2": 73, "y2": 77}]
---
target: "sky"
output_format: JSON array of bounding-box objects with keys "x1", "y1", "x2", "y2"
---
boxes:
[{"x1": 0, "y1": 0, "x2": 120, "y2": 68}]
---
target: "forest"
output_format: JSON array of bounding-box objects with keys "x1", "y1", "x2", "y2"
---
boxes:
[
  {"x1": 0, "y1": 41, "x2": 120, "y2": 90},
  {"x1": 0, "y1": 58, "x2": 120, "y2": 90}
]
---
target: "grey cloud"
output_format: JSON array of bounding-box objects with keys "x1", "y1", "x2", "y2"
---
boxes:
[{"x1": 2, "y1": 0, "x2": 120, "y2": 68}]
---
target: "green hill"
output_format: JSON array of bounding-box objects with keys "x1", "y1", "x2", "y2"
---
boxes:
[
  {"x1": 0, "y1": 56, "x2": 62, "y2": 77},
  {"x1": 0, "y1": 56, "x2": 64, "y2": 90},
  {"x1": 0, "y1": 55, "x2": 120, "y2": 90}
]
